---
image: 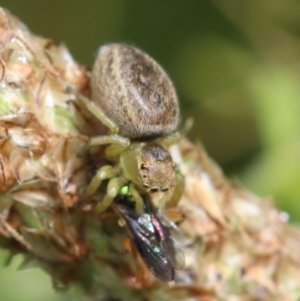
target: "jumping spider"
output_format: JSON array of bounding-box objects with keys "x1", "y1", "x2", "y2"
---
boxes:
[{"x1": 77, "y1": 44, "x2": 191, "y2": 214}]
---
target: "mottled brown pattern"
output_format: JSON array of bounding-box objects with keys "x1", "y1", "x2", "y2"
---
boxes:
[{"x1": 91, "y1": 44, "x2": 180, "y2": 139}]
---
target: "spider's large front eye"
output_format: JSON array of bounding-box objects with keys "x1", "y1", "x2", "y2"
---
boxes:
[{"x1": 140, "y1": 164, "x2": 148, "y2": 170}]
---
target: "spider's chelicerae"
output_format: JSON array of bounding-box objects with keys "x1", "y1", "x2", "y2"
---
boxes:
[{"x1": 78, "y1": 43, "x2": 191, "y2": 214}]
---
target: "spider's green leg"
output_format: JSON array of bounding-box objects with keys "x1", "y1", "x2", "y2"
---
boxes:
[
  {"x1": 85, "y1": 165, "x2": 119, "y2": 198},
  {"x1": 159, "y1": 118, "x2": 193, "y2": 147},
  {"x1": 157, "y1": 190, "x2": 171, "y2": 212},
  {"x1": 105, "y1": 144, "x2": 129, "y2": 158},
  {"x1": 166, "y1": 170, "x2": 185, "y2": 208},
  {"x1": 129, "y1": 183, "x2": 144, "y2": 215},
  {"x1": 78, "y1": 93, "x2": 119, "y2": 134},
  {"x1": 89, "y1": 135, "x2": 130, "y2": 148},
  {"x1": 96, "y1": 177, "x2": 127, "y2": 213},
  {"x1": 78, "y1": 135, "x2": 129, "y2": 158}
]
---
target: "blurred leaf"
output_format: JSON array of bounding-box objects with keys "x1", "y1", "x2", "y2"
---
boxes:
[{"x1": 242, "y1": 66, "x2": 300, "y2": 220}]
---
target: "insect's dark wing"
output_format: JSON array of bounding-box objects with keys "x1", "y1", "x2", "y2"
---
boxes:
[
  {"x1": 114, "y1": 197, "x2": 175, "y2": 282},
  {"x1": 130, "y1": 226, "x2": 174, "y2": 282},
  {"x1": 159, "y1": 216, "x2": 185, "y2": 270},
  {"x1": 147, "y1": 200, "x2": 185, "y2": 271}
]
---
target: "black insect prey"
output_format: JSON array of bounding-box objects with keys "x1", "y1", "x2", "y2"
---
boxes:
[{"x1": 113, "y1": 190, "x2": 184, "y2": 282}]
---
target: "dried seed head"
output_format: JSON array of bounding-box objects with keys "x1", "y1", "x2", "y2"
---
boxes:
[{"x1": 91, "y1": 43, "x2": 180, "y2": 139}]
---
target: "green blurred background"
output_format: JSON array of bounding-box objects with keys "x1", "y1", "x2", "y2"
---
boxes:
[{"x1": 1, "y1": 0, "x2": 300, "y2": 299}]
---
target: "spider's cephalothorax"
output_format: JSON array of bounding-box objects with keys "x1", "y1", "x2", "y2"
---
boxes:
[
  {"x1": 138, "y1": 142, "x2": 176, "y2": 192},
  {"x1": 77, "y1": 43, "x2": 190, "y2": 214}
]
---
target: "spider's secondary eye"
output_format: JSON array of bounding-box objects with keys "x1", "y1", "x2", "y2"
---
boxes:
[
  {"x1": 150, "y1": 188, "x2": 159, "y2": 193},
  {"x1": 161, "y1": 188, "x2": 168, "y2": 192},
  {"x1": 140, "y1": 164, "x2": 148, "y2": 170}
]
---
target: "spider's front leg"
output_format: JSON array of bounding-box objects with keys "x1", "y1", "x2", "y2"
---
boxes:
[
  {"x1": 96, "y1": 176, "x2": 127, "y2": 213},
  {"x1": 85, "y1": 165, "x2": 120, "y2": 198},
  {"x1": 166, "y1": 170, "x2": 185, "y2": 209},
  {"x1": 128, "y1": 183, "x2": 144, "y2": 215},
  {"x1": 118, "y1": 183, "x2": 145, "y2": 215},
  {"x1": 152, "y1": 169, "x2": 185, "y2": 212}
]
